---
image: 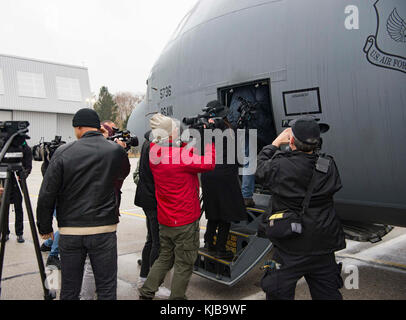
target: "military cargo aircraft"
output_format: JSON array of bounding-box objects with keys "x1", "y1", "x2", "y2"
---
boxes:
[{"x1": 127, "y1": 0, "x2": 406, "y2": 286}]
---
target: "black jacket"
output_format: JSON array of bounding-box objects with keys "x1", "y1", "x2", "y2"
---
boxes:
[
  {"x1": 134, "y1": 132, "x2": 157, "y2": 211},
  {"x1": 36, "y1": 131, "x2": 130, "y2": 234},
  {"x1": 256, "y1": 145, "x2": 346, "y2": 256},
  {"x1": 201, "y1": 127, "x2": 247, "y2": 222}
]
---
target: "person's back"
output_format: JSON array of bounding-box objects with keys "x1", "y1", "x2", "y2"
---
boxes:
[
  {"x1": 259, "y1": 149, "x2": 345, "y2": 255},
  {"x1": 256, "y1": 117, "x2": 345, "y2": 301},
  {"x1": 149, "y1": 141, "x2": 215, "y2": 227},
  {"x1": 38, "y1": 131, "x2": 129, "y2": 229}
]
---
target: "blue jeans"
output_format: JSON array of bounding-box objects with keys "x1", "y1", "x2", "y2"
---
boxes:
[
  {"x1": 44, "y1": 210, "x2": 59, "y2": 257},
  {"x1": 242, "y1": 135, "x2": 255, "y2": 199},
  {"x1": 44, "y1": 231, "x2": 60, "y2": 257}
]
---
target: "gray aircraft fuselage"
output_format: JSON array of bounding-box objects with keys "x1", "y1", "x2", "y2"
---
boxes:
[{"x1": 128, "y1": 0, "x2": 406, "y2": 227}]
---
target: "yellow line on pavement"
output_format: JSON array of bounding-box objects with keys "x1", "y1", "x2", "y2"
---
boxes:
[{"x1": 120, "y1": 211, "x2": 207, "y2": 230}]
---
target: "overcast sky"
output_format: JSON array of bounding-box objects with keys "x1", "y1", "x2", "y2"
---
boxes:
[{"x1": 0, "y1": 0, "x2": 197, "y2": 96}]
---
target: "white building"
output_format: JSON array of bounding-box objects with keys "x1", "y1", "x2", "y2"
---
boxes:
[{"x1": 0, "y1": 54, "x2": 92, "y2": 145}]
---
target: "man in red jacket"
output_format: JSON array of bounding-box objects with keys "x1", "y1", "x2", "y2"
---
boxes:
[{"x1": 139, "y1": 114, "x2": 215, "y2": 300}]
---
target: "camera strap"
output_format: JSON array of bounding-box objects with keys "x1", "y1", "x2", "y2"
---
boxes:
[
  {"x1": 300, "y1": 156, "x2": 330, "y2": 217},
  {"x1": 300, "y1": 164, "x2": 318, "y2": 217}
]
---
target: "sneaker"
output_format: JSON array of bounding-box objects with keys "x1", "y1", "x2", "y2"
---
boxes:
[
  {"x1": 17, "y1": 235, "x2": 25, "y2": 243},
  {"x1": 244, "y1": 198, "x2": 256, "y2": 207},
  {"x1": 155, "y1": 286, "x2": 171, "y2": 299},
  {"x1": 40, "y1": 243, "x2": 52, "y2": 252},
  {"x1": 215, "y1": 250, "x2": 234, "y2": 260},
  {"x1": 137, "y1": 277, "x2": 147, "y2": 289},
  {"x1": 46, "y1": 255, "x2": 61, "y2": 270}
]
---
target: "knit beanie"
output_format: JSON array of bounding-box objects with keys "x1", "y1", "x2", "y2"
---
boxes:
[{"x1": 72, "y1": 108, "x2": 101, "y2": 129}]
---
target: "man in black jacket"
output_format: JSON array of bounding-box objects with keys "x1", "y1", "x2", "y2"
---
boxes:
[
  {"x1": 37, "y1": 109, "x2": 130, "y2": 300},
  {"x1": 256, "y1": 117, "x2": 346, "y2": 300}
]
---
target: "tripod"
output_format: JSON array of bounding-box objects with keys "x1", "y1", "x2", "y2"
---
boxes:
[{"x1": 0, "y1": 162, "x2": 56, "y2": 300}]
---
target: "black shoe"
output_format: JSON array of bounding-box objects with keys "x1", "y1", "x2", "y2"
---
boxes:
[
  {"x1": 17, "y1": 235, "x2": 25, "y2": 243},
  {"x1": 244, "y1": 198, "x2": 256, "y2": 207},
  {"x1": 215, "y1": 250, "x2": 234, "y2": 260},
  {"x1": 40, "y1": 243, "x2": 52, "y2": 252},
  {"x1": 46, "y1": 255, "x2": 61, "y2": 270}
]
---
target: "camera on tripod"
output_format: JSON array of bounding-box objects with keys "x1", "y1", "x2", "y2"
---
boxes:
[
  {"x1": 32, "y1": 136, "x2": 66, "y2": 162},
  {"x1": 107, "y1": 128, "x2": 139, "y2": 152},
  {"x1": 182, "y1": 101, "x2": 228, "y2": 130},
  {"x1": 236, "y1": 97, "x2": 258, "y2": 129},
  {"x1": 0, "y1": 121, "x2": 30, "y2": 164},
  {"x1": 0, "y1": 121, "x2": 56, "y2": 299}
]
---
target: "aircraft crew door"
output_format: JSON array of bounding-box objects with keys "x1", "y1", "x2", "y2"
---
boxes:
[{"x1": 218, "y1": 79, "x2": 277, "y2": 153}]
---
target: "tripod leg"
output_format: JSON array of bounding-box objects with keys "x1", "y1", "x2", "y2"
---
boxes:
[
  {"x1": 18, "y1": 177, "x2": 56, "y2": 300},
  {"x1": 0, "y1": 175, "x2": 11, "y2": 298}
]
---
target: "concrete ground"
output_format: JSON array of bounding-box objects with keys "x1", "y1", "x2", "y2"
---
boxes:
[{"x1": 1, "y1": 159, "x2": 405, "y2": 300}]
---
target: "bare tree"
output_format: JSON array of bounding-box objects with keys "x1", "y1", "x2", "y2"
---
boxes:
[{"x1": 114, "y1": 92, "x2": 145, "y2": 129}]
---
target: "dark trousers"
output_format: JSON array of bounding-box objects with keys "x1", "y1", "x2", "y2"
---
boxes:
[
  {"x1": 7, "y1": 187, "x2": 24, "y2": 236},
  {"x1": 261, "y1": 248, "x2": 344, "y2": 300},
  {"x1": 204, "y1": 220, "x2": 231, "y2": 252},
  {"x1": 59, "y1": 232, "x2": 117, "y2": 300},
  {"x1": 140, "y1": 209, "x2": 160, "y2": 278}
]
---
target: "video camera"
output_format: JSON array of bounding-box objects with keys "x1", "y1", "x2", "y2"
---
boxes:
[
  {"x1": 32, "y1": 136, "x2": 66, "y2": 162},
  {"x1": 236, "y1": 97, "x2": 258, "y2": 129},
  {"x1": 0, "y1": 121, "x2": 30, "y2": 164},
  {"x1": 108, "y1": 128, "x2": 139, "y2": 152},
  {"x1": 182, "y1": 102, "x2": 227, "y2": 130}
]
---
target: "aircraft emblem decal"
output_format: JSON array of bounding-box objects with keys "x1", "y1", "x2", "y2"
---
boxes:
[
  {"x1": 364, "y1": 0, "x2": 406, "y2": 73},
  {"x1": 387, "y1": 8, "x2": 406, "y2": 42}
]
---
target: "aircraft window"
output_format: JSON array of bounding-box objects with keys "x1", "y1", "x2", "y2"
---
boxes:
[{"x1": 283, "y1": 88, "x2": 322, "y2": 116}]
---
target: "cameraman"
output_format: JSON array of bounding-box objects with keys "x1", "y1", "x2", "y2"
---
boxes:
[
  {"x1": 5, "y1": 140, "x2": 32, "y2": 243},
  {"x1": 138, "y1": 114, "x2": 215, "y2": 300},
  {"x1": 200, "y1": 101, "x2": 247, "y2": 260},
  {"x1": 256, "y1": 117, "x2": 346, "y2": 300}
]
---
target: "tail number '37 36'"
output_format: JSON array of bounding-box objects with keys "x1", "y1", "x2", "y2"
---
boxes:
[{"x1": 160, "y1": 86, "x2": 172, "y2": 100}]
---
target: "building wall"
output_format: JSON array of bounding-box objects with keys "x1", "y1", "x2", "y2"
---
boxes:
[
  {"x1": 0, "y1": 54, "x2": 91, "y2": 115},
  {"x1": 0, "y1": 54, "x2": 92, "y2": 146}
]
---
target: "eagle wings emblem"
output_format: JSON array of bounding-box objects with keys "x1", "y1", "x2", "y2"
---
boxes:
[{"x1": 386, "y1": 8, "x2": 406, "y2": 42}]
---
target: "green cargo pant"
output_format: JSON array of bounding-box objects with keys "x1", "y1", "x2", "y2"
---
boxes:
[{"x1": 139, "y1": 220, "x2": 200, "y2": 300}]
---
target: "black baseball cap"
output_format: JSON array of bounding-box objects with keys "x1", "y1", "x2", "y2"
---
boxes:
[
  {"x1": 72, "y1": 108, "x2": 101, "y2": 129},
  {"x1": 291, "y1": 116, "x2": 321, "y2": 146}
]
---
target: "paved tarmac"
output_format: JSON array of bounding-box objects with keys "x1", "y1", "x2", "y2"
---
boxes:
[{"x1": 1, "y1": 159, "x2": 405, "y2": 300}]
